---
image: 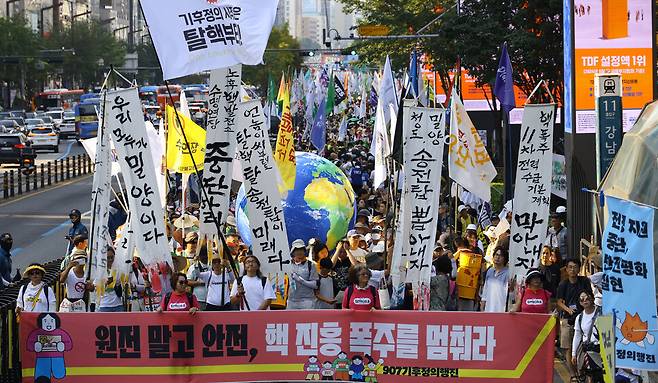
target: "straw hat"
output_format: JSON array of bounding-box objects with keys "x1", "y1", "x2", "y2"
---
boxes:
[{"x1": 173, "y1": 214, "x2": 199, "y2": 229}]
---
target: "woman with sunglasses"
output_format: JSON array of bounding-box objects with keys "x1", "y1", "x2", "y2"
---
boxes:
[
  {"x1": 342, "y1": 264, "x2": 380, "y2": 311},
  {"x1": 16, "y1": 263, "x2": 56, "y2": 317},
  {"x1": 158, "y1": 273, "x2": 199, "y2": 314},
  {"x1": 510, "y1": 269, "x2": 551, "y2": 314},
  {"x1": 572, "y1": 290, "x2": 603, "y2": 383}
]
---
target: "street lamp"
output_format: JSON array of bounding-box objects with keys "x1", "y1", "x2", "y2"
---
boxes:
[{"x1": 5, "y1": 0, "x2": 18, "y2": 18}]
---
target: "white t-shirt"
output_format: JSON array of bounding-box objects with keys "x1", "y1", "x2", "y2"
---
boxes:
[
  {"x1": 17, "y1": 282, "x2": 57, "y2": 312},
  {"x1": 187, "y1": 262, "x2": 209, "y2": 303},
  {"x1": 201, "y1": 270, "x2": 235, "y2": 307},
  {"x1": 66, "y1": 268, "x2": 87, "y2": 300},
  {"x1": 230, "y1": 275, "x2": 276, "y2": 311},
  {"x1": 573, "y1": 310, "x2": 599, "y2": 357},
  {"x1": 481, "y1": 267, "x2": 510, "y2": 313},
  {"x1": 99, "y1": 270, "x2": 122, "y2": 308},
  {"x1": 347, "y1": 247, "x2": 368, "y2": 263},
  {"x1": 367, "y1": 269, "x2": 385, "y2": 289}
]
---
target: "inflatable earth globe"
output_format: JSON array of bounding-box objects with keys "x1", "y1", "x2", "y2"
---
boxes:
[{"x1": 236, "y1": 151, "x2": 356, "y2": 251}]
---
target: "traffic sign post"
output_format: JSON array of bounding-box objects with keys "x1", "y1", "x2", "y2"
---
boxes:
[{"x1": 594, "y1": 73, "x2": 623, "y2": 184}]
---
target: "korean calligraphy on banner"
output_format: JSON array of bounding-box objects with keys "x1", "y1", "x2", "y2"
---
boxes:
[
  {"x1": 140, "y1": 0, "x2": 278, "y2": 80},
  {"x1": 601, "y1": 196, "x2": 658, "y2": 370},
  {"x1": 509, "y1": 104, "x2": 555, "y2": 282},
  {"x1": 448, "y1": 88, "x2": 497, "y2": 202},
  {"x1": 236, "y1": 100, "x2": 290, "y2": 276},
  {"x1": 199, "y1": 65, "x2": 241, "y2": 241},
  {"x1": 89, "y1": 101, "x2": 112, "y2": 286},
  {"x1": 401, "y1": 107, "x2": 445, "y2": 293},
  {"x1": 106, "y1": 88, "x2": 171, "y2": 268},
  {"x1": 19, "y1": 311, "x2": 555, "y2": 383}
]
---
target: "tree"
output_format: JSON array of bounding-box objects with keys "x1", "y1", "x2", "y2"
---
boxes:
[
  {"x1": 0, "y1": 16, "x2": 47, "y2": 107},
  {"x1": 136, "y1": 39, "x2": 163, "y2": 85},
  {"x1": 242, "y1": 25, "x2": 302, "y2": 94},
  {"x1": 46, "y1": 20, "x2": 127, "y2": 89}
]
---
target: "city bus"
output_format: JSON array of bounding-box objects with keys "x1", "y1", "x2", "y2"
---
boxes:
[
  {"x1": 34, "y1": 89, "x2": 84, "y2": 111},
  {"x1": 74, "y1": 96, "x2": 100, "y2": 140}
]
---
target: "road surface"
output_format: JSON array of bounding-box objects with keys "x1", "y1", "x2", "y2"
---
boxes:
[
  {"x1": 0, "y1": 136, "x2": 88, "y2": 172},
  {"x1": 0, "y1": 173, "x2": 92, "y2": 272}
]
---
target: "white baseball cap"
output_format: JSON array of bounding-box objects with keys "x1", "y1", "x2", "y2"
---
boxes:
[
  {"x1": 290, "y1": 239, "x2": 306, "y2": 253},
  {"x1": 458, "y1": 205, "x2": 467, "y2": 213},
  {"x1": 466, "y1": 223, "x2": 478, "y2": 231},
  {"x1": 556, "y1": 206, "x2": 566, "y2": 214}
]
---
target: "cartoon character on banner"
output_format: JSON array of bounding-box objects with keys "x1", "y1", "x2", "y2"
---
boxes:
[
  {"x1": 304, "y1": 355, "x2": 321, "y2": 380},
  {"x1": 320, "y1": 360, "x2": 335, "y2": 380},
  {"x1": 349, "y1": 354, "x2": 365, "y2": 381},
  {"x1": 26, "y1": 313, "x2": 73, "y2": 383},
  {"x1": 333, "y1": 350, "x2": 351, "y2": 380},
  {"x1": 364, "y1": 355, "x2": 384, "y2": 383},
  {"x1": 617, "y1": 311, "x2": 655, "y2": 347}
]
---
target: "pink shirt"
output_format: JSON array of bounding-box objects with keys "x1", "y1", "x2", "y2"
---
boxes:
[
  {"x1": 162, "y1": 292, "x2": 200, "y2": 311},
  {"x1": 520, "y1": 288, "x2": 551, "y2": 314},
  {"x1": 27, "y1": 328, "x2": 73, "y2": 358},
  {"x1": 342, "y1": 285, "x2": 380, "y2": 311}
]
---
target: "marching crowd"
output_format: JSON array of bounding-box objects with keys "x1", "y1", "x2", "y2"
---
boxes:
[{"x1": 0, "y1": 101, "x2": 641, "y2": 383}]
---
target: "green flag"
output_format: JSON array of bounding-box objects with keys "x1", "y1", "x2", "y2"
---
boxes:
[
  {"x1": 267, "y1": 74, "x2": 276, "y2": 104},
  {"x1": 325, "y1": 72, "x2": 335, "y2": 115}
]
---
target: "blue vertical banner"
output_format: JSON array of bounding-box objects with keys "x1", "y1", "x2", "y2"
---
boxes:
[{"x1": 602, "y1": 196, "x2": 657, "y2": 370}]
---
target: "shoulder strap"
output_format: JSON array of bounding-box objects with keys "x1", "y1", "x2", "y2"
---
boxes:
[
  {"x1": 186, "y1": 292, "x2": 194, "y2": 306},
  {"x1": 261, "y1": 276, "x2": 267, "y2": 289},
  {"x1": 20, "y1": 284, "x2": 25, "y2": 306},
  {"x1": 307, "y1": 261, "x2": 312, "y2": 275},
  {"x1": 369, "y1": 286, "x2": 377, "y2": 299},
  {"x1": 163, "y1": 292, "x2": 172, "y2": 309},
  {"x1": 346, "y1": 285, "x2": 354, "y2": 309}
]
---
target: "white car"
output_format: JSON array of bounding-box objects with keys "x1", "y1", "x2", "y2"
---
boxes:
[
  {"x1": 45, "y1": 110, "x2": 64, "y2": 127},
  {"x1": 27, "y1": 126, "x2": 59, "y2": 152},
  {"x1": 59, "y1": 111, "x2": 76, "y2": 139}
]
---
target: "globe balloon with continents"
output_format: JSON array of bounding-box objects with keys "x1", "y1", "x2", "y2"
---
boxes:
[{"x1": 236, "y1": 152, "x2": 356, "y2": 250}]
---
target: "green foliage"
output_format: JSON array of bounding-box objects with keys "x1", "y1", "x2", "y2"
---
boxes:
[
  {"x1": 242, "y1": 25, "x2": 302, "y2": 94},
  {"x1": 337, "y1": 0, "x2": 563, "y2": 105},
  {"x1": 45, "y1": 20, "x2": 127, "y2": 88},
  {"x1": 136, "y1": 40, "x2": 163, "y2": 85}
]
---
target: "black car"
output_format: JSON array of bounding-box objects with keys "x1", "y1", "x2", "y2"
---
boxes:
[{"x1": 0, "y1": 133, "x2": 36, "y2": 169}]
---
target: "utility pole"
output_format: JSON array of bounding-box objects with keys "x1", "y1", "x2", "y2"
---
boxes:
[{"x1": 128, "y1": 0, "x2": 134, "y2": 51}]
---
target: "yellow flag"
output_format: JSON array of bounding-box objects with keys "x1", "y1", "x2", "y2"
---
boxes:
[
  {"x1": 166, "y1": 105, "x2": 206, "y2": 174},
  {"x1": 274, "y1": 84, "x2": 296, "y2": 191}
]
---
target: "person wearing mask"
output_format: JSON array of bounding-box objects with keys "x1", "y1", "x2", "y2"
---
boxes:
[
  {"x1": 480, "y1": 248, "x2": 510, "y2": 312},
  {"x1": 342, "y1": 264, "x2": 380, "y2": 311},
  {"x1": 0, "y1": 232, "x2": 15, "y2": 287},
  {"x1": 16, "y1": 263, "x2": 56, "y2": 317},
  {"x1": 201, "y1": 257, "x2": 235, "y2": 311},
  {"x1": 368, "y1": 226, "x2": 384, "y2": 253},
  {"x1": 66, "y1": 209, "x2": 88, "y2": 255},
  {"x1": 571, "y1": 290, "x2": 603, "y2": 383},
  {"x1": 557, "y1": 259, "x2": 593, "y2": 380},
  {"x1": 158, "y1": 273, "x2": 199, "y2": 314},
  {"x1": 59, "y1": 250, "x2": 92, "y2": 312},
  {"x1": 187, "y1": 246, "x2": 209, "y2": 310},
  {"x1": 545, "y1": 213, "x2": 568, "y2": 261},
  {"x1": 287, "y1": 239, "x2": 319, "y2": 310},
  {"x1": 97, "y1": 247, "x2": 124, "y2": 312},
  {"x1": 510, "y1": 269, "x2": 551, "y2": 314},
  {"x1": 430, "y1": 255, "x2": 453, "y2": 311},
  {"x1": 230, "y1": 255, "x2": 275, "y2": 311}
]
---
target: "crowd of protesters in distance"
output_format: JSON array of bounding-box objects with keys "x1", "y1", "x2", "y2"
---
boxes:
[{"x1": 0, "y1": 96, "x2": 625, "y2": 383}]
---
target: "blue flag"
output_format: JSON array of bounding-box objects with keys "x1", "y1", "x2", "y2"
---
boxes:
[
  {"x1": 409, "y1": 50, "x2": 419, "y2": 97},
  {"x1": 493, "y1": 43, "x2": 516, "y2": 112},
  {"x1": 310, "y1": 96, "x2": 327, "y2": 152}
]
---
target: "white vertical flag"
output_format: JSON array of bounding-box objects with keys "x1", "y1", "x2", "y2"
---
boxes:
[
  {"x1": 199, "y1": 66, "x2": 242, "y2": 243},
  {"x1": 379, "y1": 55, "x2": 398, "y2": 125},
  {"x1": 236, "y1": 100, "x2": 290, "y2": 277},
  {"x1": 448, "y1": 88, "x2": 497, "y2": 202},
  {"x1": 509, "y1": 104, "x2": 555, "y2": 282},
  {"x1": 372, "y1": 103, "x2": 390, "y2": 189},
  {"x1": 107, "y1": 88, "x2": 171, "y2": 268}
]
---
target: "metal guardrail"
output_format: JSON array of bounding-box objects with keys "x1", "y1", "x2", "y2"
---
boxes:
[
  {"x1": 1, "y1": 154, "x2": 93, "y2": 200},
  {"x1": 0, "y1": 257, "x2": 65, "y2": 383}
]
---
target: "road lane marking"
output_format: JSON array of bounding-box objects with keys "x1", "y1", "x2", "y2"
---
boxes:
[{"x1": 0, "y1": 174, "x2": 92, "y2": 208}]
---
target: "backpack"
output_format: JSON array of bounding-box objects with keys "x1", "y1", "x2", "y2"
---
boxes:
[
  {"x1": 345, "y1": 284, "x2": 377, "y2": 309},
  {"x1": 20, "y1": 284, "x2": 50, "y2": 311},
  {"x1": 446, "y1": 280, "x2": 458, "y2": 311},
  {"x1": 236, "y1": 275, "x2": 268, "y2": 289},
  {"x1": 162, "y1": 291, "x2": 194, "y2": 311}
]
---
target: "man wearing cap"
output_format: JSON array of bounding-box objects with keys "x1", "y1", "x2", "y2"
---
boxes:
[
  {"x1": 0, "y1": 233, "x2": 14, "y2": 287},
  {"x1": 287, "y1": 239, "x2": 319, "y2": 310},
  {"x1": 544, "y1": 212, "x2": 568, "y2": 261},
  {"x1": 345, "y1": 230, "x2": 368, "y2": 264},
  {"x1": 66, "y1": 209, "x2": 88, "y2": 254}
]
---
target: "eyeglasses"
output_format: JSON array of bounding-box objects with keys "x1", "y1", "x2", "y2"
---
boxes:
[
  {"x1": 28, "y1": 271, "x2": 41, "y2": 276},
  {"x1": 177, "y1": 280, "x2": 187, "y2": 285}
]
